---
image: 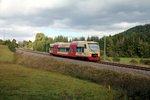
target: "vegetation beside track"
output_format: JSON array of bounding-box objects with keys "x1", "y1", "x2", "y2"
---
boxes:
[
  {"x1": 0, "y1": 45, "x2": 119, "y2": 100},
  {"x1": 15, "y1": 50, "x2": 150, "y2": 100},
  {"x1": 104, "y1": 57, "x2": 150, "y2": 66}
]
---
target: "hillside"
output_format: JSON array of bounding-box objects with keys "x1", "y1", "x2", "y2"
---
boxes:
[
  {"x1": 122, "y1": 24, "x2": 150, "y2": 43},
  {"x1": 99, "y1": 24, "x2": 150, "y2": 58}
]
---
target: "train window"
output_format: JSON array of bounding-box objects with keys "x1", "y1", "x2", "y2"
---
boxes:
[
  {"x1": 88, "y1": 43, "x2": 100, "y2": 52},
  {"x1": 76, "y1": 47, "x2": 84, "y2": 52},
  {"x1": 66, "y1": 48, "x2": 70, "y2": 52},
  {"x1": 58, "y1": 48, "x2": 70, "y2": 52}
]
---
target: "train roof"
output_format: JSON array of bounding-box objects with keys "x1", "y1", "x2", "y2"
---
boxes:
[
  {"x1": 50, "y1": 42, "x2": 69, "y2": 47},
  {"x1": 50, "y1": 41, "x2": 98, "y2": 47}
]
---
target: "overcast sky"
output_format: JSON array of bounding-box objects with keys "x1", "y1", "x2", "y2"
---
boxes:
[{"x1": 0, "y1": 0, "x2": 150, "y2": 41}]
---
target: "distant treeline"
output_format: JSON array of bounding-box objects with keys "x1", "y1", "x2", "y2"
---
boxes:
[
  {"x1": 99, "y1": 24, "x2": 150, "y2": 58},
  {"x1": 1, "y1": 24, "x2": 150, "y2": 58},
  {"x1": 75, "y1": 24, "x2": 150, "y2": 58}
]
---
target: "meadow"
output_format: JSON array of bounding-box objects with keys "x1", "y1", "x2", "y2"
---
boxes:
[
  {"x1": 104, "y1": 57, "x2": 150, "y2": 66},
  {"x1": 0, "y1": 45, "x2": 14, "y2": 63},
  {"x1": 1, "y1": 45, "x2": 150, "y2": 100},
  {"x1": 0, "y1": 45, "x2": 118, "y2": 100}
]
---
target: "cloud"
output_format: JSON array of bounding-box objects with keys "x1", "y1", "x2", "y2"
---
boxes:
[
  {"x1": 0, "y1": 0, "x2": 150, "y2": 41},
  {"x1": 0, "y1": 0, "x2": 70, "y2": 16},
  {"x1": 112, "y1": 22, "x2": 141, "y2": 29}
]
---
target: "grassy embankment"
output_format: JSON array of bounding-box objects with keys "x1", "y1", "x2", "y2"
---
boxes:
[
  {"x1": 15, "y1": 49, "x2": 150, "y2": 100},
  {"x1": 0, "y1": 45, "x2": 118, "y2": 100},
  {"x1": 0, "y1": 45, "x2": 14, "y2": 63}
]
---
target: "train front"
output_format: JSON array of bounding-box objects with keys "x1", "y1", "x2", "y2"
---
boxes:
[{"x1": 87, "y1": 42, "x2": 100, "y2": 61}]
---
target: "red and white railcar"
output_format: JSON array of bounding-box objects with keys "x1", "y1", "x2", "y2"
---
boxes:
[{"x1": 49, "y1": 41, "x2": 100, "y2": 61}]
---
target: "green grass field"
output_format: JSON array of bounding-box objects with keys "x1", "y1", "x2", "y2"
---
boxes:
[
  {"x1": 0, "y1": 45, "x2": 14, "y2": 62},
  {"x1": 0, "y1": 45, "x2": 118, "y2": 100},
  {"x1": 0, "y1": 64, "x2": 116, "y2": 100},
  {"x1": 106, "y1": 57, "x2": 150, "y2": 66}
]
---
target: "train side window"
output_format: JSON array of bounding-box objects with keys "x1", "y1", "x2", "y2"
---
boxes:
[
  {"x1": 66, "y1": 48, "x2": 70, "y2": 52},
  {"x1": 58, "y1": 48, "x2": 70, "y2": 52},
  {"x1": 84, "y1": 44, "x2": 87, "y2": 49},
  {"x1": 76, "y1": 47, "x2": 84, "y2": 52},
  {"x1": 81, "y1": 47, "x2": 84, "y2": 52},
  {"x1": 76, "y1": 47, "x2": 80, "y2": 52}
]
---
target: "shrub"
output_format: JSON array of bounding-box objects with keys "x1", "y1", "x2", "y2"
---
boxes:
[
  {"x1": 112, "y1": 57, "x2": 120, "y2": 62},
  {"x1": 130, "y1": 59, "x2": 138, "y2": 64},
  {"x1": 8, "y1": 43, "x2": 16, "y2": 52},
  {"x1": 140, "y1": 59, "x2": 150, "y2": 65},
  {"x1": 140, "y1": 59, "x2": 144, "y2": 63},
  {"x1": 106, "y1": 57, "x2": 111, "y2": 61}
]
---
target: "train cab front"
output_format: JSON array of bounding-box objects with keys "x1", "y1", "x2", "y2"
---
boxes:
[
  {"x1": 87, "y1": 42, "x2": 100, "y2": 61},
  {"x1": 88, "y1": 53, "x2": 100, "y2": 61}
]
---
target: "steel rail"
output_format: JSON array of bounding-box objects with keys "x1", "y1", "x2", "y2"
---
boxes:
[{"x1": 17, "y1": 48, "x2": 150, "y2": 71}]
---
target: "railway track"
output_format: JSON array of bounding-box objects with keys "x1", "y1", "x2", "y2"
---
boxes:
[
  {"x1": 17, "y1": 48, "x2": 150, "y2": 72},
  {"x1": 100, "y1": 61, "x2": 150, "y2": 71}
]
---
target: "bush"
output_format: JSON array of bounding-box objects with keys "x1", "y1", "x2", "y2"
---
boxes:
[
  {"x1": 112, "y1": 57, "x2": 120, "y2": 62},
  {"x1": 130, "y1": 59, "x2": 138, "y2": 64},
  {"x1": 140, "y1": 59, "x2": 150, "y2": 65},
  {"x1": 0, "y1": 40, "x2": 5, "y2": 45},
  {"x1": 106, "y1": 57, "x2": 111, "y2": 61},
  {"x1": 8, "y1": 43, "x2": 16, "y2": 52}
]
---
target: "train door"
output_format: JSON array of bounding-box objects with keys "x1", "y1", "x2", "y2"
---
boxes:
[
  {"x1": 53, "y1": 44, "x2": 58, "y2": 54},
  {"x1": 69, "y1": 43, "x2": 77, "y2": 57}
]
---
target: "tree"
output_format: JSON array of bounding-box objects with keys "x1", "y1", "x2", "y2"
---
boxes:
[
  {"x1": 79, "y1": 37, "x2": 85, "y2": 41},
  {"x1": 72, "y1": 37, "x2": 85, "y2": 41},
  {"x1": 0, "y1": 39, "x2": 3, "y2": 44},
  {"x1": 27, "y1": 40, "x2": 33, "y2": 49},
  {"x1": 45, "y1": 37, "x2": 54, "y2": 52},
  {"x1": 54, "y1": 35, "x2": 68, "y2": 42},
  {"x1": 33, "y1": 33, "x2": 54, "y2": 52},
  {"x1": 87, "y1": 36, "x2": 91, "y2": 41},
  {"x1": 106, "y1": 36, "x2": 114, "y2": 56},
  {"x1": 90, "y1": 36, "x2": 99, "y2": 42},
  {"x1": 18, "y1": 40, "x2": 33, "y2": 49},
  {"x1": 72, "y1": 38, "x2": 79, "y2": 41},
  {"x1": 8, "y1": 39, "x2": 17, "y2": 52},
  {"x1": 98, "y1": 24, "x2": 150, "y2": 58},
  {"x1": 87, "y1": 36, "x2": 99, "y2": 42},
  {"x1": 33, "y1": 33, "x2": 46, "y2": 51}
]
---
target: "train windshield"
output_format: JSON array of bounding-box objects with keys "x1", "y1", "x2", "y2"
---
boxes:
[{"x1": 88, "y1": 43, "x2": 100, "y2": 52}]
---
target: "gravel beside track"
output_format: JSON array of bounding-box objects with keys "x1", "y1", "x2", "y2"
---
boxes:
[{"x1": 17, "y1": 49, "x2": 150, "y2": 77}]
